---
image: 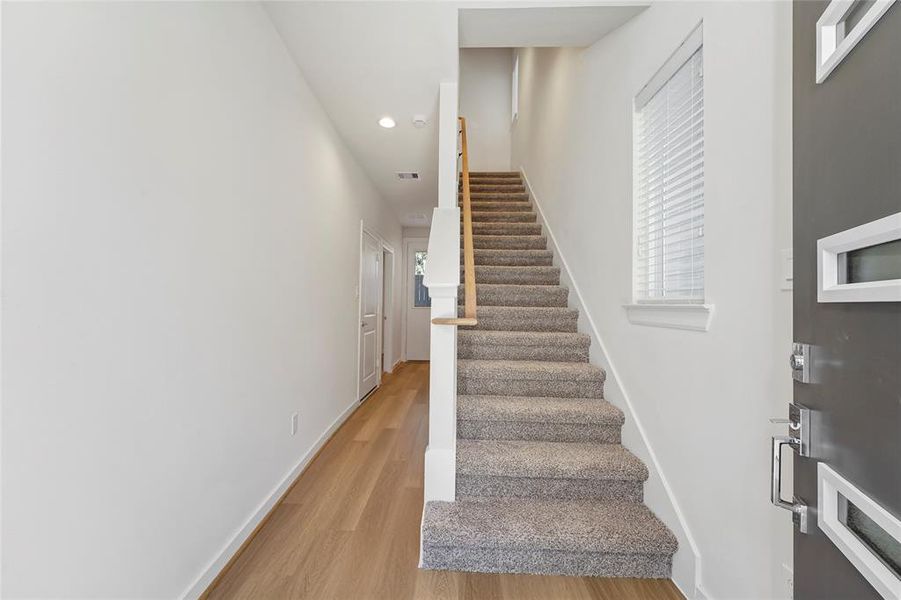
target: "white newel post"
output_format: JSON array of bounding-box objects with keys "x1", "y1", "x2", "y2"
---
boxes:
[{"x1": 422, "y1": 81, "x2": 459, "y2": 502}]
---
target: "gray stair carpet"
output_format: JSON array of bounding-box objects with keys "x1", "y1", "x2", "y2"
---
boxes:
[
  {"x1": 461, "y1": 306, "x2": 578, "y2": 332},
  {"x1": 466, "y1": 249, "x2": 554, "y2": 267},
  {"x1": 422, "y1": 171, "x2": 677, "y2": 579},
  {"x1": 464, "y1": 265, "x2": 561, "y2": 285}
]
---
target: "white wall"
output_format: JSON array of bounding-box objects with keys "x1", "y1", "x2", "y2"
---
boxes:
[
  {"x1": 459, "y1": 48, "x2": 513, "y2": 171},
  {"x1": 403, "y1": 226, "x2": 431, "y2": 239},
  {"x1": 1, "y1": 3, "x2": 402, "y2": 598},
  {"x1": 511, "y1": 3, "x2": 793, "y2": 598}
]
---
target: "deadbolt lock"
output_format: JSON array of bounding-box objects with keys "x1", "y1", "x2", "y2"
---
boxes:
[{"x1": 790, "y1": 342, "x2": 812, "y2": 384}]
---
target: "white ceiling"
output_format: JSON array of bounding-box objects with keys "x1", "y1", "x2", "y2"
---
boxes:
[
  {"x1": 264, "y1": 2, "x2": 647, "y2": 227},
  {"x1": 459, "y1": 4, "x2": 648, "y2": 48},
  {"x1": 264, "y1": 2, "x2": 458, "y2": 227}
]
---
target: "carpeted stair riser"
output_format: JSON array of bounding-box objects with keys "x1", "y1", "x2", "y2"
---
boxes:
[
  {"x1": 458, "y1": 331, "x2": 589, "y2": 362},
  {"x1": 457, "y1": 476, "x2": 642, "y2": 502},
  {"x1": 459, "y1": 284, "x2": 569, "y2": 307},
  {"x1": 467, "y1": 249, "x2": 554, "y2": 267},
  {"x1": 467, "y1": 222, "x2": 543, "y2": 236},
  {"x1": 458, "y1": 377, "x2": 602, "y2": 398},
  {"x1": 464, "y1": 266, "x2": 560, "y2": 285},
  {"x1": 472, "y1": 211, "x2": 537, "y2": 223},
  {"x1": 420, "y1": 546, "x2": 672, "y2": 578},
  {"x1": 458, "y1": 420, "x2": 621, "y2": 443},
  {"x1": 470, "y1": 235, "x2": 548, "y2": 250},
  {"x1": 459, "y1": 306, "x2": 577, "y2": 332}
]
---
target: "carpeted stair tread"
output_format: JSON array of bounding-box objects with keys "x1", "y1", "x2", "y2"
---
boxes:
[
  {"x1": 458, "y1": 330, "x2": 589, "y2": 362},
  {"x1": 457, "y1": 359, "x2": 604, "y2": 398},
  {"x1": 468, "y1": 222, "x2": 543, "y2": 236},
  {"x1": 463, "y1": 177, "x2": 524, "y2": 185},
  {"x1": 422, "y1": 497, "x2": 677, "y2": 555},
  {"x1": 461, "y1": 284, "x2": 569, "y2": 307},
  {"x1": 458, "y1": 395, "x2": 624, "y2": 425},
  {"x1": 470, "y1": 235, "x2": 548, "y2": 250},
  {"x1": 457, "y1": 439, "x2": 647, "y2": 482},
  {"x1": 460, "y1": 306, "x2": 577, "y2": 331},
  {"x1": 469, "y1": 184, "x2": 526, "y2": 193},
  {"x1": 468, "y1": 249, "x2": 553, "y2": 266},
  {"x1": 469, "y1": 171, "x2": 521, "y2": 178},
  {"x1": 466, "y1": 265, "x2": 560, "y2": 285},
  {"x1": 463, "y1": 192, "x2": 531, "y2": 201},
  {"x1": 469, "y1": 202, "x2": 533, "y2": 212},
  {"x1": 472, "y1": 211, "x2": 537, "y2": 223},
  {"x1": 457, "y1": 359, "x2": 605, "y2": 383}
]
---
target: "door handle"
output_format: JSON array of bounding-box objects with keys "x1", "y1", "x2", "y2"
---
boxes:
[{"x1": 771, "y1": 434, "x2": 810, "y2": 533}]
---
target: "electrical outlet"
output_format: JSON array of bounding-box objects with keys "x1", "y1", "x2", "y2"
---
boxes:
[{"x1": 291, "y1": 413, "x2": 299, "y2": 436}]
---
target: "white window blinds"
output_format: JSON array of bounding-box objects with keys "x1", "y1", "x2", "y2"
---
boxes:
[{"x1": 634, "y1": 37, "x2": 704, "y2": 303}]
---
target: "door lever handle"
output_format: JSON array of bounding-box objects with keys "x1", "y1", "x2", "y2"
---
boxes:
[{"x1": 771, "y1": 435, "x2": 810, "y2": 533}]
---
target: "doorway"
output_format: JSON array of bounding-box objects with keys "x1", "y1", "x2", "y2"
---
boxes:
[{"x1": 403, "y1": 238, "x2": 431, "y2": 361}]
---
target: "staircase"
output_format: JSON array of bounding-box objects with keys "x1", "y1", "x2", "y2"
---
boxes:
[{"x1": 420, "y1": 171, "x2": 678, "y2": 578}]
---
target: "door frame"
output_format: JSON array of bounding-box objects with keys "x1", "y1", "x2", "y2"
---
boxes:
[
  {"x1": 381, "y1": 245, "x2": 396, "y2": 375},
  {"x1": 356, "y1": 222, "x2": 396, "y2": 402},
  {"x1": 401, "y1": 237, "x2": 430, "y2": 362}
]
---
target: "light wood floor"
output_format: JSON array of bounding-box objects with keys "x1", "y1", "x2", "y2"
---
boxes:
[{"x1": 205, "y1": 362, "x2": 684, "y2": 600}]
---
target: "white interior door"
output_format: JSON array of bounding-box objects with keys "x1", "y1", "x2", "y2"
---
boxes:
[
  {"x1": 404, "y1": 239, "x2": 431, "y2": 361},
  {"x1": 381, "y1": 249, "x2": 393, "y2": 373},
  {"x1": 359, "y1": 230, "x2": 381, "y2": 399}
]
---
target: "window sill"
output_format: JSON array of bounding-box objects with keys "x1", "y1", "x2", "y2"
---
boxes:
[{"x1": 623, "y1": 303, "x2": 715, "y2": 332}]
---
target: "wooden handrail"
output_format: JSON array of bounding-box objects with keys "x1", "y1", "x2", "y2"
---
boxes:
[{"x1": 431, "y1": 117, "x2": 477, "y2": 326}]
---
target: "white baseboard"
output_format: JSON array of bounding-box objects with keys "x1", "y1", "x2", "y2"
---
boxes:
[
  {"x1": 520, "y1": 167, "x2": 703, "y2": 595},
  {"x1": 180, "y1": 398, "x2": 362, "y2": 599}
]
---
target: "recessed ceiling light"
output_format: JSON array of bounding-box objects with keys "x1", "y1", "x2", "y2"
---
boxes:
[{"x1": 378, "y1": 116, "x2": 396, "y2": 129}]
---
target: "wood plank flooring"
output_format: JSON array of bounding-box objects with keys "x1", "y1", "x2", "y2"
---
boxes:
[{"x1": 205, "y1": 362, "x2": 685, "y2": 600}]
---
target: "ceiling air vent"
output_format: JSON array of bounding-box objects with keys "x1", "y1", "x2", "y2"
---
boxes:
[{"x1": 396, "y1": 172, "x2": 420, "y2": 180}]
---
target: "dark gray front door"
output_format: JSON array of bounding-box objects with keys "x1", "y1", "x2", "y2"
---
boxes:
[{"x1": 792, "y1": 1, "x2": 901, "y2": 598}]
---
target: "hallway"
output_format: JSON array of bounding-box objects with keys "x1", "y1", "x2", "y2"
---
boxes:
[{"x1": 206, "y1": 362, "x2": 683, "y2": 599}]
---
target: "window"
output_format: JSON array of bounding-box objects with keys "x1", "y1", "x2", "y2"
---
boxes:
[
  {"x1": 413, "y1": 250, "x2": 430, "y2": 307},
  {"x1": 815, "y1": 0, "x2": 895, "y2": 84},
  {"x1": 512, "y1": 54, "x2": 519, "y2": 122},
  {"x1": 634, "y1": 26, "x2": 704, "y2": 304}
]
